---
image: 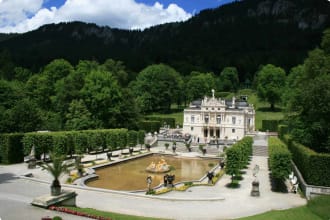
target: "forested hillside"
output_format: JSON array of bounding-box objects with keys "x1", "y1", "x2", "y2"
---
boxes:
[{"x1": 0, "y1": 0, "x2": 329, "y2": 80}]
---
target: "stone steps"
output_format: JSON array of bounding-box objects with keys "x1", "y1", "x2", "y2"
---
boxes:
[{"x1": 253, "y1": 145, "x2": 268, "y2": 156}]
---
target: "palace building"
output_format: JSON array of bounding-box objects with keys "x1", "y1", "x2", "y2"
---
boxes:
[{"x1": 182, "y1": 90, "x2": 255, "y2": 144}]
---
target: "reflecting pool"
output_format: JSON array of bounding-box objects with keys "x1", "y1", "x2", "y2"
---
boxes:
[{"x1": 86, "y1": 154, "x2": 218, "y2": 191}]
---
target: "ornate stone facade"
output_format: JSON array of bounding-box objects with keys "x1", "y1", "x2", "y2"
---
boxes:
[{"x1": 183, "y1": 91, "x2": 255, "y2": 144}]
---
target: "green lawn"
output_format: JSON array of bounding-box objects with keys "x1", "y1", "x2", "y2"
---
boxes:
[
  {"x1": 238, "y1": 195, "x2": 330, "y2": 220},
  {"x1": 62, "y1": 196, "x2": 330, "y2": 220},
  {"x1": 238, "y1": 206, "x2": 322, "y2": 220},
  {"x1": 65, "y1": 206, "x2": 166, "y2": 220},
  {"x1": 146, "y1": 112, "x2": 184, "y2": 127},
  {"x1": 255, "y1": 110, "x2": 284, "y2": 131},
  {"x1": 240, "y1": 90, "x2": 284, "y2": 130}
]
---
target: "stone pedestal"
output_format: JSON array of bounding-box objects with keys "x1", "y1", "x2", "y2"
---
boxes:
[
  {"x1": 251, "y1": 180, "x2": 260, "y2": 197},
  {"x1": 31, "y1": 191, "x2": 77, "y2": 208},
  {"x1": 28, "y1": 159, "x2": 37, "y2": 169}
]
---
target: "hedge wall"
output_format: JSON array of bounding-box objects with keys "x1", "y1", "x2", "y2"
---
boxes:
[
  {"x1": 0, "y1": 133, "x2": 24, "y2": 164},
  {"x1": 261, "y1": 120, "x2": 282, "y2": 132},
  {"x1": 139, "y1": 121, "x2": 161, "y2": 133},
  {"x1": 283, "y1": 135, "x2": 330, "y2": 187},
  {"x1": 22, "y1": 128, "x2": 142, "y2": 158},
  {"x1": 144, "y1": 117, "x2": 176, "y2": 128},
  {"x1": 1, "y1": 129, "x2": 145, "y2": 163},
  {"x1": 278, "y1": 125, "x2": 288, "y2": 139},
  {"x1": 268, "y1": 137, "x2": 291, "y2": 180}
]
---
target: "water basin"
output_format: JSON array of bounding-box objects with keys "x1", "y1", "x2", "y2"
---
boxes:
[{"x1": 86, "y1": 154, "x2": 218, "y2": 191}]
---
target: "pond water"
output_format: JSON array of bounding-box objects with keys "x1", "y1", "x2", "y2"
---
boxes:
[{"x1": 86, "y1": 154, "x2": 218, "y2": 191}]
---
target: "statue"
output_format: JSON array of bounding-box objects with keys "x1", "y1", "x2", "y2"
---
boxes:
[
  {"x1": 146, "y1": 176, "x2": 152, "y2": 191},
  {"x1": 253, "y1": 164, "x2": 260, "y2": 177},
  {"x1": 207, "y1": 171, "x2": 214, "y2": 184},
  {"x1": 167, "y1": 174, "x2": 175, "y2": 187},
  {"x1": 28, "y1": 146, "x2": 37, "y2": 169},
  {"x1": 251, "y1": 164, "x2": 260, "y2": 197},
  {"x1": 163, "y1": 174, "x2": 168, "y2": 187},
  {"x1": 146, "y1": 159, "x2": 170, "y2": 173}
]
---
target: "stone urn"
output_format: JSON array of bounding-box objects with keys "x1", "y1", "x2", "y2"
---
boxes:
[
  {"x1": 129, "y1": 147, "x2": 134, "y2": 155},
  {"x1": 172, "y1": 144, "x2": 176, "y2": 153},
  {"x1": 251, "y1": 179, "x2": 260, "y2": 197}
]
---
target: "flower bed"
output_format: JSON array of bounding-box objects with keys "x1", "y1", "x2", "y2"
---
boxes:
[
  {"x1": 151, "y1": 170, "x2": 225, "y2": 195},
  {"x1": 49, "y1": 206, "x2": 111, "y2": 220}
]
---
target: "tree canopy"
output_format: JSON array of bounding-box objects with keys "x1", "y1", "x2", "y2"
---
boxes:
[
  {"x1": 131, "y1": 64, "x2": 183, "y2": 113},
  {"x1": 256, "y1": 64, "x2": 286, "y2": 110},
  {"x1": 286, "y1": 28, "x2": 330, "y2": 153}
]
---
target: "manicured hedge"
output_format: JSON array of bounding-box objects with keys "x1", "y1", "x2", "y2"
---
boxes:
[
  {"x1": 283, "y1": 135, "x2": 330, "y2": 187},
  {"x1": 1, "y1": 128, "x2": 145, "y2": 163},
  {"x1": 22, "y1": 128, "x2": 145, "y2": 158},
  {"x1": 138, "y1": 130, "x2": 145, "y2": 147},
  {"x1": 127, "y1": 130, "x2": 138, "y2": 147},
  {"x1": 261, "y1": 120, "x2": 282, "y2": 132},
  {"x1": 278, "y1": 124, "x2": 288, "y2": 139},
  {"x1": 0, "y1": 133, "x2": 24, "y2": 164},
  {"x1": 22, "y1": 132, "x2": 54, "y2": 159},
  {"x1": 225, "y1": 136, "x2": 253, "y2": 180},
  {"x1": 139, "y1": 121, "x2": 161, "y2": 133},
  {"x1": 144, "y1": 117, "x2": 175, "y2": 128},
  {"x1": 268, "y1": 137, "x2": 291, "y2": 180}
]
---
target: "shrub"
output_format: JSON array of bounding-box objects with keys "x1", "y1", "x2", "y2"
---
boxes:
[
  {"x1": 0, "y1": 133, "x2": 24, "y2": 164},
  {"x1": 144, "y1": 116, "x2": 175, "y2": 128},
  {"x1": 283, "y1": 134, "x2": 330, "y2": 186},
  {"x1": 261, "y1": 120, "x2": 282, "y2": 132},
  {"x1": 278, "y1": 124, "x2": 288, "y2": 139},
  {"x1": 225, "y1": 136, "x2": 253, "y2": 183},
  {"x1": 139, "y1": 120, "x2": 161, "y2": 133},
  {"x1": 268, "y1": 137, "x2": 291, "y2": 180}
]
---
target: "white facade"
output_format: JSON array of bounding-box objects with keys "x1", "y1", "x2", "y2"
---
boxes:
[{"x1": 183, "y1": 92, "x2": 255, "y2": 144}]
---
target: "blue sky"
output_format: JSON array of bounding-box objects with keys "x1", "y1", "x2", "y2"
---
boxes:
[{"x1": 0, "y1": 0, "x2": 234, "y2": 33}]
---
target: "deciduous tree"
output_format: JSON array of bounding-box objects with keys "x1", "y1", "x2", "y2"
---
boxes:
[{"x1": 256, "y1": 64, "x2": 286, "y2": 110}]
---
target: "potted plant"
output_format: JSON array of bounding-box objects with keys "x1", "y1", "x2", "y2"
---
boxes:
[
  {"x1": 199, "y1": 144, "x2": 206, "y2": 155},
  {"x1": 165, "y1": 143, "x2": 169, "y2": 150},
  {"x1": 172, "y1": 141, "x2": 176, "y2": 153},
  {"x1": 146, "y1": 144, "x2": 151, "y2": 151},
  {"x1": 185, "y1": 143, "x2": 191, "y2": 152},
  {"x1": 40, "y1": 153, "x2": 72, "y2": 196},
  {"x1": 129, "y1": 147, "x2": 134, "y2": 155}
]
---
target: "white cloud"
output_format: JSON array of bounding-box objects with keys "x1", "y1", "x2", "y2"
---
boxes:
[
  {"x1": 0, "y1": 0, "x2": 192, "y2": 33},
  {"x1": 0, "y1": 0, "x2": 43, "y2": 26}
]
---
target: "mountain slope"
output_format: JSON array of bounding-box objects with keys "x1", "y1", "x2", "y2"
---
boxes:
[{"x1": 0, "y1": 0, "x2": 329, "y2": 79}]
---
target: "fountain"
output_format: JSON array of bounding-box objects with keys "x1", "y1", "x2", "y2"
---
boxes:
[
  {"x1": 86, "y1": 155, "x2": 218, "y2": 191},
  {"x1": 146, "y1": 158, "x2": 170, "y2": 173}
]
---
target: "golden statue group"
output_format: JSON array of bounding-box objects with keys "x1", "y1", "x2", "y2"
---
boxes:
[{"x1": 146, "y1": 158, "x2": 170, "y2": 173}]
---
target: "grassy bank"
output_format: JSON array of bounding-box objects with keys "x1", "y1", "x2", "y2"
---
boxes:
[
  {"x1": 64, "y1": 206, "x2": 166, "y2": 220},
  {"x1": 146, "y1": 111, "x2": 184, "y2": 127},
  {"x1": 238, "y1": 195, "x2": 330, "y2": 220},
  {"x1": 61, "y1": 195, "x2": 329, "y2": 220}
]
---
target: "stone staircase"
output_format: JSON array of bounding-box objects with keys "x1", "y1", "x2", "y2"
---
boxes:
[{"x1": 253, "y1": 145, "x2": 268, "y2": 156}]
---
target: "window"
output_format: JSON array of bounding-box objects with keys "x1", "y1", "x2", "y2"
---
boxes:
[
  {"x1": 216, "y1": 115, "x2": 221, "y2": 124},
  {"x1": 204, "y1": 115, "x2": 209, "y2": 123},
  {"x1": 191, "y1": 115, "x2": 195, "y2": 123},
  {"x1": 232, "y1": 129, "x2": 235, "y2": 133},
  {"x1": 232, "y1": 117, "x2": 236, "y2": 125}
]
